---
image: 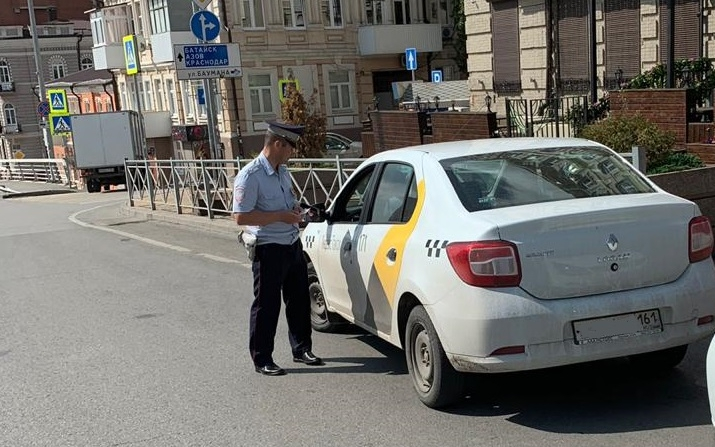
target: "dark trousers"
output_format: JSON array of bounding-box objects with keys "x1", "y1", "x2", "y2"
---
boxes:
[{"x1": 249, "y1": 240, "x2": 312, "y2": 367}]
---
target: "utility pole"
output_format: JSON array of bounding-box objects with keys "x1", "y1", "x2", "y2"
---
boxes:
[
  {"x1": 27, "y1": 0, "x2": 56, "y2": 181},
  {"x1": 192, "y1": 2, "x2": 219, "y2": 160}
]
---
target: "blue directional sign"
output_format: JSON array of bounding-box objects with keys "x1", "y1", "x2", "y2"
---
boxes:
[
  {"x1": 405, "y1": 48, "x2": 417, "y2": 71},
  {"x1": 190, "y1": 10, "x2": 221, "y2": 42},
  {"x1": 174, "y1": 43, "x2": 242, "y2": 80},
  {"x1": 431, "y1": 70, "x2": 443, "y2": 83},
  {"x1": 197, "y1": 87, "x2": 206, "y2": 105}
]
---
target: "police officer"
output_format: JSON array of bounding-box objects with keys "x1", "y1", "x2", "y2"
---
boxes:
[{"x1": 232, "y1": 120, "x2": 323, "y2": 376}]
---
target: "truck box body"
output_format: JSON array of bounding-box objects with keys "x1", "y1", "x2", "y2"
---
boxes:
[{"x1": 70, "y1": 111, "x2": 141, "y2": 169}]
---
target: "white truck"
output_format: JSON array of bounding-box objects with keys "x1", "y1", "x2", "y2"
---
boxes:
[{"x1": 69, "y1": 111, "x2": 142, "y2": 193}]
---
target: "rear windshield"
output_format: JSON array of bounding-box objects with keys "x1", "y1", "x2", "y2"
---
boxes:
[{"x1": 441, "y1": 146, "x2": 655, "y2": 212}]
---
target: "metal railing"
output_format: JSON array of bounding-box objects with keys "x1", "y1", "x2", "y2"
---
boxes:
[
  {"x1": 0, "y1": 158, "x2": 76, "y2": 185},
  {"x1": 124, "y1": 157, "x2": 362, "y2": 219}
]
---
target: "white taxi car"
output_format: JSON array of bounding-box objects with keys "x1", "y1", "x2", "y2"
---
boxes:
[{"x1": 301, "y1": 138, "x2": 715, "y2": 408}]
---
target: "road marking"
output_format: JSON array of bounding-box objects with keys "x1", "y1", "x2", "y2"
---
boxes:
[
  {"x1": 197, "y1": 253, "x2": 240, "y2": 264},
  {"x1": 69, "y1": 204, "x2": 192, "y2": 253}
]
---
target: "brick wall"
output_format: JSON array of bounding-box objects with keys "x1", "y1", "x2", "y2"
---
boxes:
[
  {"x1": 371, "y1": 111, "x2": 423, "y2": 151},
  {"x1": 2, "y1": 0, "x2": 94, "y2": 25},
  {"x1": 609, "y1": 89, "x2": 688, "y2": 148},
  {"x1": 431, "y1": 112, "x2": 497, "y2": 142}
]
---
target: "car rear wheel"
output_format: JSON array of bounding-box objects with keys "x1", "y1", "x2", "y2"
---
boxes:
[
  {"x1": 628, "y1": 344, "x2": 688, "y2": 370},
  {"x1": 405, "y1": 306, "x2": 464, "y2": 408},
  {"x1": 307, "y1": 263, "x2": 342, "y2": 333}
]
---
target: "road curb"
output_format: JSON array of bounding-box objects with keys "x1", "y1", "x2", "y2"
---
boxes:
[
  {"x1": 2, "y1": 189, "x2": 77, "y2": 199},
  {"x1": 120, "y1": 203, "x2": 238, "y2": 237}
]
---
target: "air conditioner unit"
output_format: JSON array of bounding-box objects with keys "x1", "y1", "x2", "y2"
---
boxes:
[
  {"x1": 442, "y1": 26, "x2": 454, "y2": 40},
  {"x1": 0, "y1": 82, "x2": 14, "y2": 92}
]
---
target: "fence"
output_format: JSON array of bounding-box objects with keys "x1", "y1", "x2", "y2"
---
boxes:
[
  {"x1": 506, "y1": 96, "x2": 589, "y2": 138},
  {"x1": 124, "y1": 157, "x2": 362, "y2": 219},
  {"x1": 0, "y1": 159, "x2": 76, "y2": 186}
]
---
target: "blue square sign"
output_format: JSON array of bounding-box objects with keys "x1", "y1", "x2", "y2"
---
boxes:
[{"x1": 431, "y1": 70, "x2": 443, "y2": 83}]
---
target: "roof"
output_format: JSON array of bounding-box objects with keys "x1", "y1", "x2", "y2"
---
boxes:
[
  {"x1": 44, "y1": 68, "x2": 114, "y2": 88},
  {"x1": 398, "y1": 80, "x2": 470, "y2": 105},
  {"x1": 370, "y1": 137, "x2": 607, "y2": 162}
]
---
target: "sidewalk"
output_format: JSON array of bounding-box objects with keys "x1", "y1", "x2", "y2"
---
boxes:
[
  {"x1": 0, "y1": 180, "x2": 77, "y2": 198},
  {"x1": 120, "y1": 202, "x2": 239, "y2": 237}
]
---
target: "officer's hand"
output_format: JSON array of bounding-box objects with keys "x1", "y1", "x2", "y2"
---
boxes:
[{"x1": 281, "y1": 209, "x2": 302, "y2": 224}]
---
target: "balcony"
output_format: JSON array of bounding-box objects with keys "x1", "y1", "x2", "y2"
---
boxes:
[
  {"x1": 151, "y1": 32, "x2": 197, "y2": 64},
  {"x1": 143, "y1": 111, "x2": 172, "y2": 138},
  {"x1": 92, "y1": 43, "x2": 126, "y2": 70},
  {"x1": 0, "y1": 81, "x2": 15, "y2": 92},
  {"x1": 358, "y1": 23, "x2": 443, "y2": 56},
  {"x1": 90, "y1": 5, "x2": 132, "y2": 70}
]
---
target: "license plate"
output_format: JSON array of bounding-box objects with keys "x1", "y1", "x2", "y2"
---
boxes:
[
  {"x1": 97, "y1": 168, "x2": 115, "y2": 173},
  {"x1": 572, "y1": 309, "x2": 662, "y2": 345}
]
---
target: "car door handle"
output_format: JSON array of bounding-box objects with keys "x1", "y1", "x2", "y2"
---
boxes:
[{"x1": 386, "y1": 248, "x2": 397, "y2": 262}]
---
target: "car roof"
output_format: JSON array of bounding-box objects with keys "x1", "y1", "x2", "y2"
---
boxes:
[{"x1": 367, "y1": 137, "x2": 607, "y2": 162}]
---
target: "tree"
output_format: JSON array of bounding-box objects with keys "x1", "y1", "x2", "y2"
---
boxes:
[{"x1": 281, "y1": 85, "x2": 326, "y2": 159}]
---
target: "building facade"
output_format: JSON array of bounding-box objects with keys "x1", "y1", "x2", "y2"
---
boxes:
[
  {"x1": 89, "y1": 0, "x2": 462, "y2": 160},
  {"x1": 0, "y1": 0, "x2": 95, "y2": 159},
  {"x1": 466, "y1": 0, "x2": 715, "y2": 117}
]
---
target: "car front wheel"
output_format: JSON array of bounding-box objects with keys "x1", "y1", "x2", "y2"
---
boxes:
[{"x1": 405, "y1": 305, "x2": 464, "y2": 408}]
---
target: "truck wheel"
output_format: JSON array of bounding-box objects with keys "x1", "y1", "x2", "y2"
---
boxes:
[
  {"x1": 405, "y1": 305, "x2": 464, "y2": 408},
  {"x1": 307, "y1": 263, "x2": 343, "y2": 332},
  {"x1": 86, "y1": 179, "x2": 101, "y2": 193}
]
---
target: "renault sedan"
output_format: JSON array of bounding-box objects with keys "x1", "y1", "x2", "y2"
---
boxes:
[{"x1": 301, "y1": 138, "x2": 715, "y2": 408}]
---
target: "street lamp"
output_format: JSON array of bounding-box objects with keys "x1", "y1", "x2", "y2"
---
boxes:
[
  {"x1": 615, "y1": 68, "x2": 623, "y2": 89},
  {"x1": 682, "y1": 66, "x2": 692, "y2": 88},
  {"x1": 434, "y1": 96, "x2": 440, "y2": 109},
  {"x1": 415, "y1": 95, "x2": 421, "y2": 111},
  {"x1": 484, "y1": 93, "x2": 492, "y2": 112}
]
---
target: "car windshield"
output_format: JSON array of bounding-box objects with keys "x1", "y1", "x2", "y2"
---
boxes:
[{"x1": 441, "y1": 146, "x2": 655, "y2": 212}]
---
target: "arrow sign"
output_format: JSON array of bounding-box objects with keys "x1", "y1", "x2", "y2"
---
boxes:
[
  {"x1": 405, "y1": 48, "x2": 417, "y2": 71},
  {"x1": 190, "y1": 11, "x2": 221, "y2": 42}
]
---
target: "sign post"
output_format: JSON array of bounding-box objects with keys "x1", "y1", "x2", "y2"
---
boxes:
[{"x1": 405, "y1": 48, "x2": 417, "y2": 82}]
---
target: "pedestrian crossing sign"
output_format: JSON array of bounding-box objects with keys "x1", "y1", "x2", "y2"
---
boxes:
[
  {"x1": 123, "y1": 34, "x2": 140, "y2": 75},
  {"x1": 50, "y1": 114, "x2": 72, "y2": 135},
  {"x1": 47, "y1": 89, "x2": 68, "y2": 114}
]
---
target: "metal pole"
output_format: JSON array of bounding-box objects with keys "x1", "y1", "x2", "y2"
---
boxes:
[
  {"x1": 666, "y1": 0, "x2": 675, "y2": 88},
  {"x1": 132, "y1": 74, "x2": 148, "y2": 158},
  {"x1": 27, "y1": 0, "x2": 55, "y2": 181},
  {"x1": 588, "y1": 0, "x2": 597, "y2": 104},
  {"x1": 192, "y1": 2, "x2": 219, "y2": 160}
]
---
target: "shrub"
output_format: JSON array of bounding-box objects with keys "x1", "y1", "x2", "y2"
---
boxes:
[
  {"x1": 579, "y1": 114, "x2": 676, "y2": 167},
  {"x1": 647, "y1": 152, "x2": 705, "y2": 174},
  {"x1": 281, "y1": 85, "x2": 327, "y2": 159}
]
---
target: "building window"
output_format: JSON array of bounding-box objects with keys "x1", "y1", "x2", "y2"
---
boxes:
[
  {"x1": 166, "y1": 79, "x2": 177, "y2": 115},
  {"x1": 322, "y1": 0, "x2": 342, "y2": 27},
  {"x1": 492, "y1": 0, "x2": 522, "y2": 95},
  {"x1": 3, "y1": 104, "x2": 17, "y2": 125},
  {"x1": 154, "y1": 79, "x2": 165, "y2": 111},
  {"x1": 149, "y1": 0, "x2": 169, "y2": 34},
  {"x1": 283, "y1": 0, "x2": 305, "y2": 28},
  {"x1": 194, "y1": 82, "x2": 207, "y2": 117},
  {"x1": 80, "y1": 57, "x2": 93, "y2": 70},
  {"x1": 106, "y1": 99, "x2": 113, "y2": 112},
  {"x1": 90, "y1": 14, "x2": 106, "y2": 45},
  {"x1": 241, "y1": 0, "x2": 265, "y2": 28},
  {"x1": 144, "y1": 80, "x2": 153, "y2": 110},
  {"x1": 181, "y1": 81, "x2": 196, "y2": 119},
  {"x1": 366, "y1": 0, "x2": 386, "y2": 25},
  {"x1": 49, "y1": 57, "x2": 66, "y2": 80},
  {"x1": 95, "y1": 98, "x2": 104, "y2": 112},
  {"x1": 328, "y1": 70, "x2": 351, "y2": 110},
  {"x1": 0, "y1": 61, "x2": 11, "y2": 83},
  {"x1": 119, "y1": 82, "x2": 128, "y2": 110},
  {"x1": 68, "y1": 97, "x2": 80, "y2": 114},
  {"x1": 248, "y1": 73, "x2": 274, "y2": 114},
  {"x1": 83, "y1": 100, "x2": 91, "y2": 112}
]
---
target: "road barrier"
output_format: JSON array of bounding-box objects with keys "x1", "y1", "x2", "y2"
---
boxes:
[{"x1": 0, "y1": 158, "x2": 76, "y2": 186}]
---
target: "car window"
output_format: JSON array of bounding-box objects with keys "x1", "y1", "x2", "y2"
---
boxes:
[
  {"x1": 325, "y1": 135, "x2": 348, "y2": 152},
  {"x1": 441, "y1": 146, "x2": 655, "y2": 212},
  {"x1": 369, "y1": 163, "x2": 416, "y2": 224},
  {"x1": 330, "y1": 165, "x2": 376, "y2": 222}
]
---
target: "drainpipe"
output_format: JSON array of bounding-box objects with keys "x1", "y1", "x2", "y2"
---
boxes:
[
  {"x1": 102, "y1": 81, "x2": 115, "y2": 111},
  {"x1": 69, "y1": 84, "x2": 82, "y2": 113},
  {"x1": 75, "y1": 32, "x2": 83, "y2": 71},
  {"x1": 110, "y1": 71, "x2": 120, "y2": 110},
  {"x1": 218, "y1": 0, "x2": 244, "y2": 157}
]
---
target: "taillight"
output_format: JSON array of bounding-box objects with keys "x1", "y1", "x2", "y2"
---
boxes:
[
  {"x1": 689, "y1": 216, "x2": 713, "y2": 263},
  {"x1": 446, "y1": 240, "x2": 521, "y2": 287}
]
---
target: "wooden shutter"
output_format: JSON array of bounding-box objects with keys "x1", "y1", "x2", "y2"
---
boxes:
[
  {"x1": 605, "y1": 0, "x2": 641, "y2": 89},
  {"x1": 492, "y1": 0, "x2": 522, "y2": 95},
  {"x1": 659, "y1": 0, "x2": 701, "y2": 62},
  {"x1": 556, "y1": 0, "x2": 590, "y2": 94}
]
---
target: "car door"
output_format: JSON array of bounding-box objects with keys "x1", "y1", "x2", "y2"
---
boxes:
[
  {"x1": 353, "y1": 162, "x2": 418, "y2": 335},
  {"x1": 318, "y1": 164, "x2": 378, "y2": 317}
]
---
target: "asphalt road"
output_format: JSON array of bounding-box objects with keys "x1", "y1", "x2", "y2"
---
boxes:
[{"x1": 1, "y1": 183, "x2": 714, "y2": 447}]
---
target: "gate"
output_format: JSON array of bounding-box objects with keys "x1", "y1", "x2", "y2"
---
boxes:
[{"x1": 505, "y1": 96, "x2": 589, "y2": 138}]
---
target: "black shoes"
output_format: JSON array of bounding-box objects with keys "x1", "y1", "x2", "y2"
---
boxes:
[
  {"x1": 293, "y1": 351, "x2": 324, "y2": 366},
  {"x1": 255, "y1": 363, "x2": 286, "y2": 376}
]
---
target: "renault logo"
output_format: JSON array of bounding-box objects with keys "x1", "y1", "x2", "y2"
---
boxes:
[{"x1": 606, "y1": 234, "x2": 618, "y2": 252}]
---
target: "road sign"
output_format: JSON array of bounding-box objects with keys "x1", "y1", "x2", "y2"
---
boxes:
[
  {"x1": 37, "y1": 101, "x2": 50, "y2": 117},
  {"x1": 123, "y1": 35, "x2": 140, "y2": 75},
  {"x1": 174, "y1": 43, "x2": 242, "y2": 80},
  {"x1": 431, "y1": 70, "x2": 443, "y2": 83},
  {"x1": 192, "y1": 0, "x2": 213, "y2": 9},
  {"x1": 190, "y1": 10, "x2": 221, "y2": 42},
  {"x1": 47, "y1": 89, "x2": 68, "y2": 114},
  {"x1": 197, "y1": 87, "x2": 206, "y2": 105},
  {"x1": 50, "y1": 114, "x2": 72, "y2": 135},
  {"x1": 278, "y1": 79, "x2": 300, "y2": 101},
  {"x1": 405, "y1": 48, "x2": 417, "y2": 71}
]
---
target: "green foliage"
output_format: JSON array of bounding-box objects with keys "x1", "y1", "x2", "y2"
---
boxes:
[
  {"x1": 647, "y1": 151, "x2": 705, "y2": 174},
  {"x1": 281, "y1": 85, "x2": 327, "y2": 159},
  {"x1": 626, "y1": 57, "x2": 715, "y2": 105},
  {"x1": 568, "y1": 94, "x2": 611, "y2": 136},
  {"x1": 579, "y1": 114, "x2": 676, "y2": 167},
  {"x1": 451, "y1": 0, "x2": 467, "y2": 77}
]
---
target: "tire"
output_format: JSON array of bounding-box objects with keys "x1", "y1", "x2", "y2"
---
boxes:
[
  {"x1": 405, "y1": 306, "x2": 464, "y2": 408},
  {"x1": 86, "y1": 178, "x2": 101, "y2": 193},
  {"x1": 307, "y1": 263, "x2": 342, "y2": 332},
  {"x1": 629, "y1": 345, "x2": 688, "y2": 370}
]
